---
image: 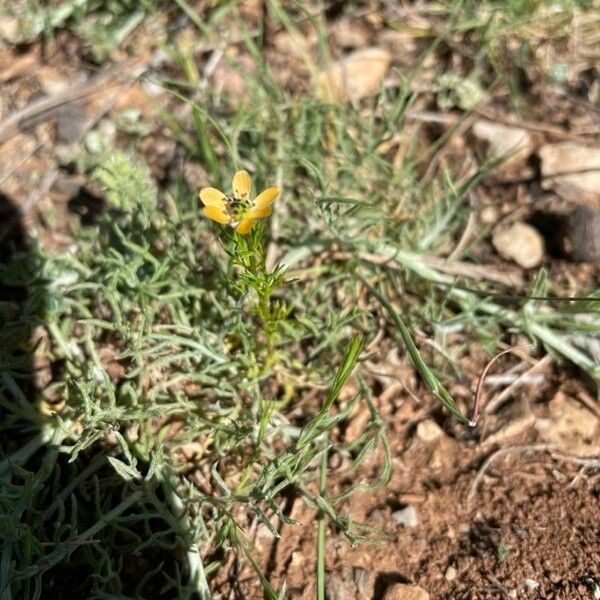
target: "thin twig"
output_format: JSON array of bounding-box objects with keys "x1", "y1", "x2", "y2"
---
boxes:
[
  {"x1": 332, "y1": 250, "x2": 525, "y2": 287},
  {"x1": 475, "y1": 108, "x2": 597, "y2": 144},
  {"x1": 484, "y1": 354, "x2": 552, "y2": 415}
]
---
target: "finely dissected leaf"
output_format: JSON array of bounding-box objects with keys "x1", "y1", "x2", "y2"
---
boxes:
[{"x1": 107, "y1": 456, "x2": 142, "y2": 482}]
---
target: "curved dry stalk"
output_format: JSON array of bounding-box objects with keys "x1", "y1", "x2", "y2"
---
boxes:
[{"x1": 469, "y1": 344, "x2": 535, "y2": 426}]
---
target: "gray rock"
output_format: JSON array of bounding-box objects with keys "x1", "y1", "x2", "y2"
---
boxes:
[{"x1": 566, "y1": 206, "x2": 600, "y2": 262}]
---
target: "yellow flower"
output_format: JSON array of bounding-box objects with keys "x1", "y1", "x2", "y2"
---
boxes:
[{"x1": 199, "y1": 170, "x2": 279, "y2": 235}]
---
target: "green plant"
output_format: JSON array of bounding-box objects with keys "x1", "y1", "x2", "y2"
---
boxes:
[
  {"x1": 0, "y1": 146, "x2": 395, "y2": 598},
  {"x1": 2, "y1": 1, "x2": 600, "y2": 597},
  {"x1": 3, "y1": 0, "x2": 159, "y2": 59}
]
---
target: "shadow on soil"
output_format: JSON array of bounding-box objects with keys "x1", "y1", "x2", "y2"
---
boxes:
[{"x1": 0, "y1": 192, "x2": 190, "y2": 599}]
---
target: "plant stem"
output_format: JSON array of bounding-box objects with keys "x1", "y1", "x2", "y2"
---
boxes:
[
  {"x1": 161, "y1": 466, "x2": 212, "y2": 600},
  {"x1": 316, "y1": 443, "x2": 328, "y2": 600}
]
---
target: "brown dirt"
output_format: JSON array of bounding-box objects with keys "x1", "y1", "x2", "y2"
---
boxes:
[{"x1": 212, "y1": 361, "x2": 600, "y2": 600}]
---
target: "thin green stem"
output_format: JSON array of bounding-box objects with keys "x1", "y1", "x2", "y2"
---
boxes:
[{"x1": 316, "y1": 446, "x2": 328, "y2": 600}]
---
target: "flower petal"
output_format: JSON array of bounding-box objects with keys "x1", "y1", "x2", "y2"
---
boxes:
[
  {"x1": 235, "y1": 216, "x2": 255, "y2": 235},
  {"x1": 232, "y1": 170, "x2": 251, "y2": 200},
  {"x1": 254, "y1": 187, "x2": 279, "y2": 211},
  {"x1": 202, "y1": 205, "x2": 231, "y2": 225},
  {"x1": 199, "y1": 187, "x2": 227, "y2": 210},
  {"x1": 248, "y1": 206, "x2": 272, "y2": 219}
]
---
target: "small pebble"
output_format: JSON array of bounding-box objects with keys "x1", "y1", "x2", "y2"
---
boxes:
[
  {"x1": 523, "y1": 578, "x2": 540, "y2": 590},
  {"x1": 444, "y1": 566, "x2": 457, "y2": 582},
  {"x1": 480, "y1": 205, "x2": 499, "y2": 224},
  {"x1": 392, "y1": 505, "x2": 420, "y2": 528},
  {"x1": 492, "y1": 222, "x2": 545, "y2": 269}
]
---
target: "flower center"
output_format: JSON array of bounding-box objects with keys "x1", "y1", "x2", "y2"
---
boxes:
[{"x1": 226, "y1": 195, "x2": 252, "y2": 221}]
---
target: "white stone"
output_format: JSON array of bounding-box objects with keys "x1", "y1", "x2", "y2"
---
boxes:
[
  {"x1": 392, "y1": 505, "x2": 420, "y2": 528},
  {"x1": 445, "y1": 566, "x2": 457, "y2": 581},
  {"x1": 492, "y1": 222, "x2": 544, "y2": 268},
  {"x1": 317, "y1": 48, "x2": 391, "y2": 102}
]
